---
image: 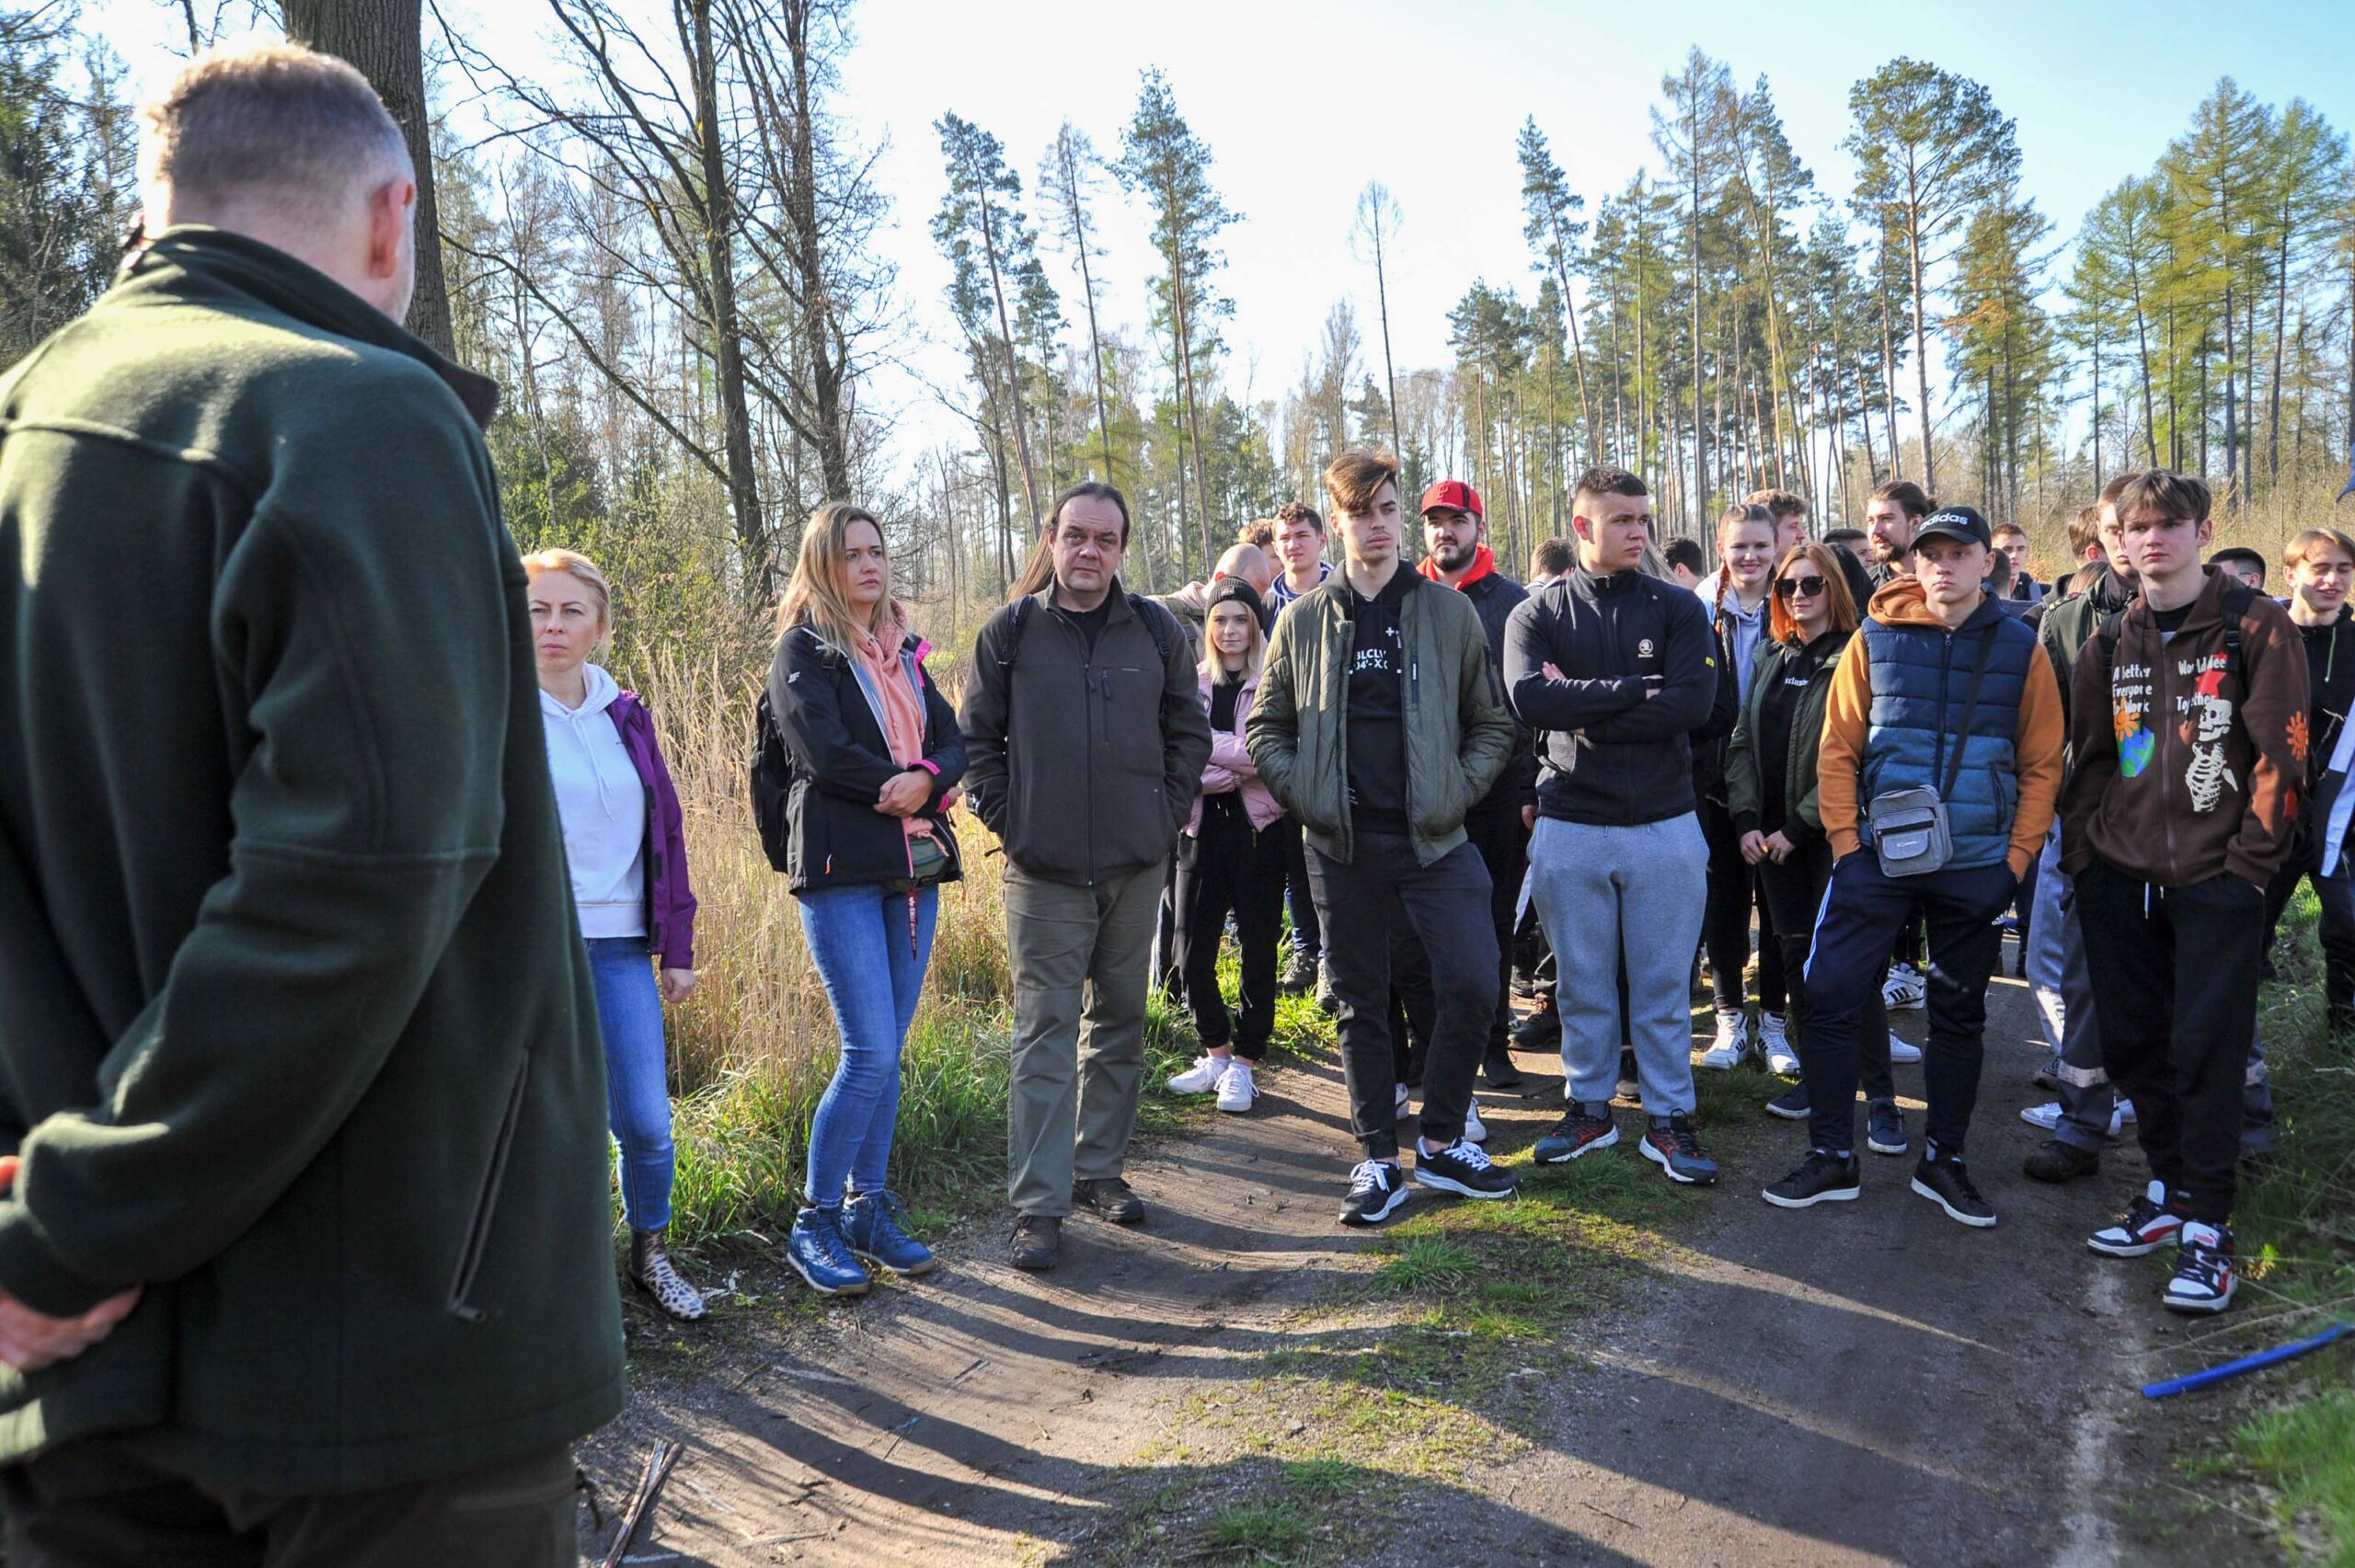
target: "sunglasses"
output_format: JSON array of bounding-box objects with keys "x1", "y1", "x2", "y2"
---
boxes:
[{"x1": 1774, "y1": 575, "x2": 1828, "y2": 600}]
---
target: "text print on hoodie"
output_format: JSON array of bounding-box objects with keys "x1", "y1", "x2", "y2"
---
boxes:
[{"x1": 542, "y1": 662, "x2": 650, "y2": 936}]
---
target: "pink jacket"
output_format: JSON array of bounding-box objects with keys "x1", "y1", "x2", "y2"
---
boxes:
[{"x1": 1188, "y1": 670, "x2": 1285, "y2": 835}]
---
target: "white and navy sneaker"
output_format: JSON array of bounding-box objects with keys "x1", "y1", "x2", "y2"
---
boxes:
[
  {"x1": 1214, "y1": 1059, "x2": 1258, "y2": 1114},
  {"x1": 1882, "y1": 963, "x2": 1926, "y2": 1011},
  {"x1": 1167, "y1": 1054, "x2": 1226, "y2": 1095},
  {"x1": 2021, "y1": 1100, "x2": 2128, "y2": 1139},
  {"x1": 1338, "y1": 1160, "x2": 1408, "y2": 1227},
  {"x1": 1639, "y1": 1114, "x2": 1719, "y2": 1185},
  {"x1": 1696, "y1": 1010, "x2": 1752, "y2": 1070},
  {"x1": 1413, "y1": 1138, "x2": 1519, "y2": 1200},
  {"x1": 2088, "y1": 1179, "x2": 2188, "y2": 1257},
  {"x1": 1759, "y1": 1012, "x2": 1799, "y2": 1074},
  {"x1": 2164, "y1": 1221, "x2": 2236, "y2": 1314}
]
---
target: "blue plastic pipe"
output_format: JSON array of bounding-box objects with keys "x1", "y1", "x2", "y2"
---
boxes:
[{"x1": 2142, "y1": 1322, "x2": 2353, "y2": 1400}]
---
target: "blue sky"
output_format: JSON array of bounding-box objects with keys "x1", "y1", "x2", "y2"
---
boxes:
[{"x1": 86, "y1": 0, "x2": 2355, "y2": 465}]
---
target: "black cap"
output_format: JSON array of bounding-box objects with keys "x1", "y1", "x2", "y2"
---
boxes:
[
  {"x1": 1206, "y1": 574, "x2": 1269, "y2": 629},
  {"x1": 1913, "y1": 505, "x2": 1993, "y2": 551}
]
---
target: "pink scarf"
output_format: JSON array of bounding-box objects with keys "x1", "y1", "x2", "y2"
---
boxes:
[{"x1": 853, "y1": 610, "x2": 933, "y2": 841}]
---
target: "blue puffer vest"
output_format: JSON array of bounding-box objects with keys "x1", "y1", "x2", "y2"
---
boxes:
[{"x1": 1856, "y1": 594, "x2": 2039, "y2": 870}]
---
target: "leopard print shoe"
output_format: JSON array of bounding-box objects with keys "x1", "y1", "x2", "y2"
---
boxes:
[{"x1": 628, "y1": 1228, "x2": 706, "y2": 1322}]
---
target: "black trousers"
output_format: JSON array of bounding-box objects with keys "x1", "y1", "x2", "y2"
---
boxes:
[
  {"x1": 1389, "y1": 926, "x2": 1435, "y2": 1087},
  {"x1": 2, "y1": 1439, "x2": 578, "y2": 1568},
  {"x1": 1464, "y1": 800, "x2": 1529, "y2": 1057},
  {"x1": 1758, "y1": 838, "x2": 1891, "y2": 1100},
  {"x1": 2077, "y1": 857, "x2": 2266, "y2": 1224},
  {"x1": 1281, "y1": 819, "x2": 1322, "y2": 959},
  {"x1": 1174, "y1": 798, "x2": 1288, "y2": 1059},
  {"x1": 2263, "y1": 836, "x2": 2355, "y2": 1024},
  {"x1": 1700, "y1": 797, "x2": 1786, "y2": 1014},
  {"x1": 1307, "y1": 832, "x2": 1497, "y2": 1159}
]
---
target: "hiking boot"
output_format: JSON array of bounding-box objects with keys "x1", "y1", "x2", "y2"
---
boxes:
[
  {"x1": 787, "y1": 1207, "x2": 871, "y2": 1297},
  {"x1": 1281, "y1": 946, "x2": 1319, "y2": 993},
  {"x1": 1074, "y1": 1176, "x2": 1144, "y2": 1225},
  {"x1": 842, "y1": 1189, "x2": 936, "y2": 1277},
  {"x1": 1909, "y1": 1149, "x2": 1995, "y2": 1228},
  {"x1": 1009, "y1": 1214, "x2": 1063, "y2": 1271},
  {"x1": 1696, "y1": 1010, "x2": 1751, "y2": 1070},
  {"x1": 1482, "y1": 1047, "x2": 1527, "y2": 1093},
  {"x1": 1882, "y1": 963, "x2": 1925, "y2": 1011},
  {"x1": 1412, "y1": 1137, "x2": 1519, "y2": 1200},
  {"x1": 2022, "y1": 1139, "x2": 2100, "y2": 1185},
  {"x1": 1639, "y1": 1114, "x2": 1718, "y2": 1185},
  {"x1": 1534, "y1": 1104, "x2": 1619, "y2": 1165},
  {"x1": 1764, "y1": 1083, "x2": 1811, "y2": 1120},
  {"x1": 628, "y1": 1227, "x2": 707, "y2": 1321},
  {"x1": 1214, "y1": 1059, "x2": 1258, "y2": 1114},
  {"x1": 1759, "y1": 1011, "x2": 1798, "y2": 1075},
  {"x1": 1762, "y1": 1149, "x2": 1861, "y2": 1209},
  {"x1": 2087, "y1": 1179, "x2": 2188, "y2": 1258},
  {"x1": 1166, "y1": 1054, "x2": 1227, "y2": 1094},
  {"x1": 2163, "y1": 1221, "x2": 2236, "y2": 1314},
  {"x1": 1866, "y1": 1099, "x2": 1909, "y2": 1157},
  {"x1": 1338, "y1": 1160, "x2": 1409, "y2": 1227},
  {"x1": 1615, "y1": 1047, "x2": 1641, "y2": 1102},
  {"x1": 1315, "y1": 960, "x2": 1338, "y2": 1015}
]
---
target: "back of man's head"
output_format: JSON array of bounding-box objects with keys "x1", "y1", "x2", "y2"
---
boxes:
[
  {"x1": 1215, "y1": 542, "x2": 1272, "y2": 595},
  {"x1": 139, "y1": 41, "x2": 416, "y2": 315}
]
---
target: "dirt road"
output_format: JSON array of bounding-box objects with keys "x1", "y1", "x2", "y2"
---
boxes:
[{"x1": 581, "y1": 958, "x2": 2267, "y2": 1566}]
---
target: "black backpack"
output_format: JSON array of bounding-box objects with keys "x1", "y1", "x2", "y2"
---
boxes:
[
  {"x1": 749, "y1": 685, "x2": 795, "y2": 873},
  {"x1": 996, "y1": 590, "x2": 1175, "y2": 673}
]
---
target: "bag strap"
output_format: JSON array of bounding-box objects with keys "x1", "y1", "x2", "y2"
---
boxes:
[{"x1": 1939, "y1": 623, "x2": 2003, "y2": 800}]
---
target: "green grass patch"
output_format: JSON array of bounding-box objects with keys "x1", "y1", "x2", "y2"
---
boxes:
[{"x1": 1196, "y1": 1500, "x2": 1319, "y2": 1563}]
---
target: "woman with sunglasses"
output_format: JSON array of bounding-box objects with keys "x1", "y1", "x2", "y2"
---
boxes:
[{"x1": 1725, "y1": 544, "x2": 1907, "y2": 1156}]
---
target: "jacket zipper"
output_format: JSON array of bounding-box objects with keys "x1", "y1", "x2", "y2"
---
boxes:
[{"x1": 449, "y1": 1052, "x2": 531, "y2": 1322}]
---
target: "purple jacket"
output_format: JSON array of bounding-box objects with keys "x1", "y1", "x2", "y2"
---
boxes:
[{"x1": 608, "y1": 691, "x2": 698, "y2": 970}]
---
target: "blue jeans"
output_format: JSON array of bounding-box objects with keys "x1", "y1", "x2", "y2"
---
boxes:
[
  {"x1": 799, "y1": 884, "x2": 940, "y2": 1209},
  {"x1": 588, "y1": 936, "x2": 675, "y2": 1231}
]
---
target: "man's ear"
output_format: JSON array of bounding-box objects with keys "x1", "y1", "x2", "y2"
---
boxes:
[{"x1": 366, "y1": 175, "x2": 417, "y2": 281}]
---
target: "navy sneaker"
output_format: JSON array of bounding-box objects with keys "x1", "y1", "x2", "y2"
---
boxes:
[
  {"x1": 1413, "y1": 1138, "x2": 1519, "y2": 1200},
  {"x1": 2163, "y1": 1221, "x2": 2236, "y2": 1313},
  {"x1": 1639, "y1": 1114, "x2": 1718, "y2": 1185},
  {"x1": 1534, "y1": 1104, "x2": 1619, "y2": 1165},
  {"x1": 1339, "y1": 1159, "x2": 1410, "y2": 1226},
  {"x1": 1910, "y1": 1149, "x2": 1995, "y2": 1228},
  {"x1": 842, "y1": 1190, "x2": 936, "y2": 1277},
  {"x1": 787, "y1": 1207, "x2": 871, "y2": 1296},
  {"x1": 1866, "y1": 1099, "x2": 1909, "y2": 1157},
  {"x1": 2087, "y1": 1180, "x2": 2188, "y2": 1257},
  {"x1": 1762, "y1": 1149, "x2": 1861, "y2": 1208},
  {"x1": 1764, "y1": 1084, "x2": 1811, "y2": 1120}
]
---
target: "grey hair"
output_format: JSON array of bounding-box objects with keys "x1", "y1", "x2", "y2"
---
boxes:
[{"x1": 138, "y1": 40, "x2": 411, "y2": 223}]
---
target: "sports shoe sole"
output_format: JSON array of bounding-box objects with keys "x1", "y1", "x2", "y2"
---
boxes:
[
  {"x1": 1762, "y1": 1180, "x2": 1860, "y2": 1209},
  {"x1": 1412, "y1": 1167, "x2": 1520, "y2": 1200},
  {"x1": 1887, "y1": 1043, "x2": 1924, "y2": 1062},
  {"x1": 847, "y1": 1245, "x2": 936, "y2": 1278},
  {"x1": 1338, "y1": 1186, "x2": 1410, "y2": 1227},
  {"x1": 2162, "y1": 1280, "x2": 2235, "y2": 1314},
  {"x1": 1639, "y1": 1138, "x2": 1718, "y2": 1185},
  {"x1": 2086, "y1": 1229, "x2": 2177, "y2": 1259},
  {"x1": 1533, "y1": 1126, "x2": 1619, "y2": 1165},
  {"x1": 1763, "y1": 1098, "x2": 1811, "y2": 1121},
  {"x1": 1765, "y1": 1056, "x2": 1802, "y2": 1076},
  {"x1": 787, "y1": 1255, "x2": 871, "y2": 1296},
  {"x1": 1867, "y1": 1133, "x2": 1910, "y2": 1156},
  {"x1": 1694, "y1": 1049, "x2": 1749, "y2": 1070},
  {"x1": 1909, "y1": 1176, "x2": 1997, "y2": 1228},
  {"x1": 1215, "y1": 1094, "x2": 1257, "y2": 1114}
]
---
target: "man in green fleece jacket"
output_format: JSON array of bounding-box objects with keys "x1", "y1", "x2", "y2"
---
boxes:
[{"x1": 0, "y1": 43, "x2": 621, "y2": 1563}]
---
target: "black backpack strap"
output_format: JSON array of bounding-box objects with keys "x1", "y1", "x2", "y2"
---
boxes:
[
  {"x1": 997, "y1": 594, "x2": 1034, "y2": 673},
  {"x1": 1128, "y1": 593, "x2": 1174, "y2": 666},
  {"x1": 2218, "y1": 578, "x2": 2256, "y2": 682}
]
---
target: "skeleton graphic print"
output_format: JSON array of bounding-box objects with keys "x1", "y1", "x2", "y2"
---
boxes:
[{"x1": 2181, "y1": 659, "x2": 2239, "y2": 813}]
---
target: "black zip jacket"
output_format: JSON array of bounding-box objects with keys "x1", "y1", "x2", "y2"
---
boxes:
[
  {"x1": 1504, "y1": 567, "x2": 1730, "y2": 826},
  {"x1": 1451, "y1": 567, "x2": 1538, "y2": 812},
  {"x1": 2295, "y1": 606, "x2": 2355, "y2": 791},
  {"x1": 959, "y1": 581, "x2": 1212, "y2": 885},
  {"x1": 766, "y1": 624, "x2": 967, "y2": 895}
]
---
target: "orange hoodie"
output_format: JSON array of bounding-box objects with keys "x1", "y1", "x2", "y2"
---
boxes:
[{"x1": 1817, "y1": 580, "x2": 2067, "y2": 881}]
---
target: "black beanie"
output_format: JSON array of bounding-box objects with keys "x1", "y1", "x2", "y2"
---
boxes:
[{"x1": 1206, "y1": 574, "x2": 1270, "y2": 630}]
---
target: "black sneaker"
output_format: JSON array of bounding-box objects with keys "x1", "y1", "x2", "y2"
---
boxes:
[
  {"x1": 1533, "y1": 1105, "x2": 1619, "y2": 1165},
  {"x1": 1762, "y1": 1149, "x2": 1861, "y2": 1208},
  {"x1": 2087, "y1": 1179, "x2": 2188, "y2": 1257},
  {"x1": 1763, "y1": 1084, "x2": 1811, "y2": 1120},
  {"x1": 1513, "y1": 1009, "x2": 1561, "y2": 1049},
  {"x1": 2022, "y1": 1138, "x2": 2100, "y2": 1184},
  {"x1": 1910, "y1": 1150, "x2": 1995, "y2": 1228},
  {"x1": 1615, "y1": 1047, "x2": 1641, "y2": 1102},
  {"x1": 1639, "y1": 1114, "x2": 1718, "y2": 1185},
  {"x1": 1482, "y1": 1047, "x2": 1527, "y2": 1093},
  {"x1": 1412, "y1": 1138, "x2": 1519, "y2": 1200},
  {"x1": 2163, "y1": 1221, "x2": 2236, "y2": 1313},
  {"x1": 1073, "y1": 1176, "x2": 1144, "y2": 1225},
  {"x1": 1338, "y1": 1160, "x2": 1409, "y2": 1227}
]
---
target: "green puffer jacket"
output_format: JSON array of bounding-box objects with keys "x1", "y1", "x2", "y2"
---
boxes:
[
  {"x1": 1724, "y1": 629, "x2": 1852, "y2": 843},
  {"x1": 0, "y1": 228, "x2": 624, "y2": 1492},
  {"x1": 1246, "y1": 569, "x2": 1515, "y2": 865}
]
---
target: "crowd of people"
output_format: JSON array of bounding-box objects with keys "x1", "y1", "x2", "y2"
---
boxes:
[{"x1": 0, "y1": 38, "x2": 2338, "y2": 1563}]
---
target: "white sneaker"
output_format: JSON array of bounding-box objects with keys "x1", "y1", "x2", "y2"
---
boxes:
[
  {"x1": 1214, "y1": 1059, "x2": 1258, "y2": 1114},
  {"x1": 1887, "y1": 1032, "x2": 1923, "y2": 1064},
  {"x1": 1882, "y1": 963, "x2": 1926, "y2": 1011},
  {"x1": 2020, "y1": 1099, "x2": 2130, "y2": 1138},
  {"x1": 1696, "y1": 1010, "x2": 1750, "y2": 1070},
  {"x1": 1759, "y1": 1012, "x2": 1798, "y2": 1074},
  {"x1": 1464, "y1": 1100, "x2": 1488, "y2": 1144},
  {"x1": 1395, "y1": 1082, "x2": 1411, "y2": 1120},
  {"x1": 2117, "y1": 1098, "x2": 2137, "y2": 1126},
  {"x1": 1167, "y1": 1054, "x2": 1225, "y2": 1094}
]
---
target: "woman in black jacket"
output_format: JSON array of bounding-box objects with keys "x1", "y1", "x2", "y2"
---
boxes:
[
  {"x1": 766, "y1": 502, "x2": 966, "y2": 1298},
  {"x1": 1724, "y1": 544, "x2": 1906, "y2": 1171}
]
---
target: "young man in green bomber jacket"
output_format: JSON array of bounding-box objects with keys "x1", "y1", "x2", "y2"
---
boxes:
[{"x1": 0, "y1": 44, "x2": 622, "y2": 1562}]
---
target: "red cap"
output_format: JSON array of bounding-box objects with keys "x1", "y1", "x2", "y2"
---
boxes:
[{"x1": 1419, "y1": 479, "x2": 1483, "y2": 519}]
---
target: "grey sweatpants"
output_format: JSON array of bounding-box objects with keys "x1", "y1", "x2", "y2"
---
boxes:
[{"x1": 1528, "y1": 813, "x2": 1708, "y2": 1116}]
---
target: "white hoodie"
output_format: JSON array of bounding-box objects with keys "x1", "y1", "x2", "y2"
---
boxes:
[{"x1": 540, "y1": 662, "x2": 649, "y2": 939}]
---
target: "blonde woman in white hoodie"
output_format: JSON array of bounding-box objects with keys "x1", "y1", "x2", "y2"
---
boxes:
[{"x1": 525, "y1": 550, "x2": 706, "y2": 1322}]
